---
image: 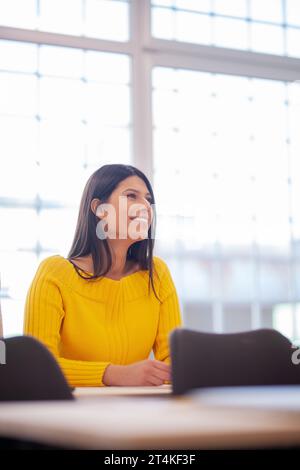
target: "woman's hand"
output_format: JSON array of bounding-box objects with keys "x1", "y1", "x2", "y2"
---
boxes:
[{"x1": 103, "y1": 359, "x2": 171, "y2": 386}]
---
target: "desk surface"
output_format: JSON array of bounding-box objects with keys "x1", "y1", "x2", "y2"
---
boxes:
[
  {"x1": 74, "y1": 384, "x2": 172, "y2": 398},
  {"x1": 0, "y1": 386, "x2": 300, "y2": 450}
]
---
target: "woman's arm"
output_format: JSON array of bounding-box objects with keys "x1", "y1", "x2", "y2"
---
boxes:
[{"x1": 23, "y1": 262, "x2": 111, "y2": 388}]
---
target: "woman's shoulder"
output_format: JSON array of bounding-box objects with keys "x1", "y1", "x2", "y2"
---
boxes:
[
  {"x1": 152, "y1": 256, "x2": 176, "y2": 300},
  {"x1": 152, "y1": 256, "x2": 171, "y2": 279},
  {"x1": 35, "y1": 254, "x2": 71, "y2": 279}
]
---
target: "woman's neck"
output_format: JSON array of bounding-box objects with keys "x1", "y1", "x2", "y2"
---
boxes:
[
  {"x1": 106, "y1": 239, "x2": 134, "y2": 278},
  {"x1": 70, "y1": 240, "x2": 137, "y2": 279}
]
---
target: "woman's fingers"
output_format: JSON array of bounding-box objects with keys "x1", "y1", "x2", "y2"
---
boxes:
[
  {"x1": 147, "y1": 375, "x2": 165, "y2": 386},
  {"x1": 152, "y1": 362, "x2": 171, "y2": 380},
  {"x1": 152, "y1": 360, "x2": 170, "y2": 372},
  {"x1": 150, "y1": 367, "x2": 171, "y2": 383}
]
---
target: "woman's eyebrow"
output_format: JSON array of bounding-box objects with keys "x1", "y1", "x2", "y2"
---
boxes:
[{"x1": 122, "y1": 188, "x2": 151, "y2": 197}]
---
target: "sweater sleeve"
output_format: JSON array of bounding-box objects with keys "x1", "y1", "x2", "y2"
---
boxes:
[
  {"x1": 23, "y1": 259, "x2": 111, "y2": 388},
  {"x1": 152, "y1": 260, "x2": 183, "y2": 367}
]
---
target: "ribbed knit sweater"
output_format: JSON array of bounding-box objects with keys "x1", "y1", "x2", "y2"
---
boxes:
[{"x1": 23, "y1": 255, "x2": 182, "y2": 387}]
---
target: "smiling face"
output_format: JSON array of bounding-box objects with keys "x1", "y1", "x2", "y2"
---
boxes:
[{"x1": 92, "y1": 175, "x2": 154, "y2": 241}]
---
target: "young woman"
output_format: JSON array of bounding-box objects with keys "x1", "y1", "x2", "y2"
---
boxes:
[{"x1": 24, "y1": 164, "x2": 182, "y2": 387}]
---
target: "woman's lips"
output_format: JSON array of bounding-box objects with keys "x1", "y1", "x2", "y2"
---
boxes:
[{"x1": 130, "y1": 217, "x2": 148, "y2": 223}]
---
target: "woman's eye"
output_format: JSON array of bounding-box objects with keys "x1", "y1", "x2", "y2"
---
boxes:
[{"x1": 126, "y1": 193, "x2": 152, "y2": 204}]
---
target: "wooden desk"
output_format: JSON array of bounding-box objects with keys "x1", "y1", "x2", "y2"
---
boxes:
[
  {"x1": 74, "y1": 384, "x2": 172, "y2": 398},
  {"x1": 0, "y1": 386, "x2": 300, "y2": 449}
]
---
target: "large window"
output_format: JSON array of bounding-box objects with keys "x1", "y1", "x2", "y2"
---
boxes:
[
  {"x1": 0, "y1": 38, "x2": 131, "y2": 334},
  {"x1": 0, "y1": 0, "x2": 300, "y2": 343},
  {"x1": 153, "y1": 68, "x2": 300, "y2": 337},
  {"x1": 152, "y1": 0, "x2": 300, "y2": 57},
  {"x1": 0, "y1": 0, "x2": 130, "y2": 40}
]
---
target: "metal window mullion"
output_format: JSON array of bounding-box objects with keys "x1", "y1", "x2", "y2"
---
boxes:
[
  {"x1": 0, "y1": 26, "x2": 134, "y2": 54},
  {"x1": 145, "y1": 37, "x2": 300, "y2": 82},
  {"x1": 130, "y1": 0, "x2": 154, "y2": 181}
]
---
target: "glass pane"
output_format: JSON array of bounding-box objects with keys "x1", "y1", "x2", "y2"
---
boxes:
[
  {"x1": 181, "y1": 260, "x2": 212, "y2": 301},
  {"x1": 223, "y1": 305, "x2": 252, "y2": 333},
  {"x1": 39, "y1": 120, "x2": 85, "y2": 169},
  {"x1": 1, "y1": 298, "x2": 25, "y2": 337},
  {"x1": 153, "y1": 89, "x2": 179, "y2": 128},
  {"x1": 273, "y1": 304, "x2": 300, "y2": 343},
  {"x1": 213, "y1": 17, "x2": 248, "y2": 49},
  {"x1": 39, "y1": 77, "x2": 84, "y2": 119},
  {"x1": 152, "y1": 67, "x2": 297, "y2": 328},
  {"x1": 0, "y1": 209, "x2": 38, "y2": 251},
  {"x1": 37, "y1": 165, "x2": 88, "y2": 203},
  {"x1": 0, "y1": 41, "x2": 37, "y2": 73},
  {"x1": 176, "y1": 0, "x2": 211, "y2": 13},
  {"x1": 85, "y1": 0, "x2": 129, "y2": 41},
  {"x1": 151, "y1": 0, "x2": 173, "y2": 6},
  {"x1": 151, "y1": 0, "x2": 288, "y2": 58},
  {"x1": 0, "y1": 164, "x2": 38, "y2": 199},
  {"x1": 176, "y1": 11, "x2": 211, "y2": 44},
  {"x1": 152, "y1": 7, "x2": 174, "y2": 40},
  {"x1": 85, "y1": 51, "x2": 130, "y2": 84},
  {"x1": 38, "y1": 208, "x2": 78, "y2": 253},
  {"x1": 153, "y1": 129, "x2": 181, "y2": 173},
  {"x1": 0, "y1": 252, "x2": 37, "y2": 298},
  {"x1": 0, "y1": 0, "x2": 129, "y2": 41},
  {"x1": 213, "y1": 0, "x2": 248, "y2": 18},
  {"x1": 0, "y1": 72, "x2": 37, "y2": 116},
  {"x1": 152, "y1": 67, "x2": 178, "y2": 90},
  {"x1": 0, "y1": 0, "x2": 37, "y2": 29},
  {"x1": 0, "y1": 116, "x2": 38, "y2": 166},
  {"x1": 1, "y1": 254, "x2": 41, "y2": 337},
  {"x1": 250, "y1": 0, "x2": 283, "y2": 23},
  {"x1": 286, "y1": 27, "x2": 300, "y2": 58},
  {"x1": 86, "y1": 125, "x2": 131, "y2": 167},
  {"x1": 297, "y1": 265, "x2": 300, "y2": 302},
  {"x1": 251, "y1": 23, "x2": 284, "y2": 55},
  {"x1": 289, "y1": 82, "x2": 300, "y2": 241},
  {"x1": 289, "y1": 81, "x2": 300, "y2": 241},
  {"x1": 286, "y1": 0, "x2": 300, "y2": 27},
  {"x1": 0, "y1": 40, "x2": 132, "y2": 337},
  {"x1": 39, "y1": 45, "x2": 84, "y2": 79},
  {"x1": 85, "y1": 82, "x2": 130, "y2": 126},
  {"x1": 38, "y1": 0, "x2": 83, "y2": 35}
]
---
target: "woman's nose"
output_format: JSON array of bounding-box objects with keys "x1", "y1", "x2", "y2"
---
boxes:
[{"x1": 138, "y1": 207, "x2": 149, "y2": 218}]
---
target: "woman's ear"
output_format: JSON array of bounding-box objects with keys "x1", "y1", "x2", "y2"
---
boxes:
[
  {"x1": 91, "y1": 198, "x2": 102, "y2": 218},
  {"x1": 96, "y1": 205, "x2": 105, "y2": 219}
]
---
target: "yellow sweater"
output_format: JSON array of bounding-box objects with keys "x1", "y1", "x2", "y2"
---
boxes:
[{"x1": 23, "y1": 255, "x2": 182, "y2": 387}]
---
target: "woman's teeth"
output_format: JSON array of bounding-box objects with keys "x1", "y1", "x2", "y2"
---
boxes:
[{"x1": 133, "y1": 217, "x2": 148, "y2": 223}]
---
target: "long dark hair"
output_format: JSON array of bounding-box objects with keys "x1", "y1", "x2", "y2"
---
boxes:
[{"x1": 68, "y1": 164, "x2": 160, "y2": 300}]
